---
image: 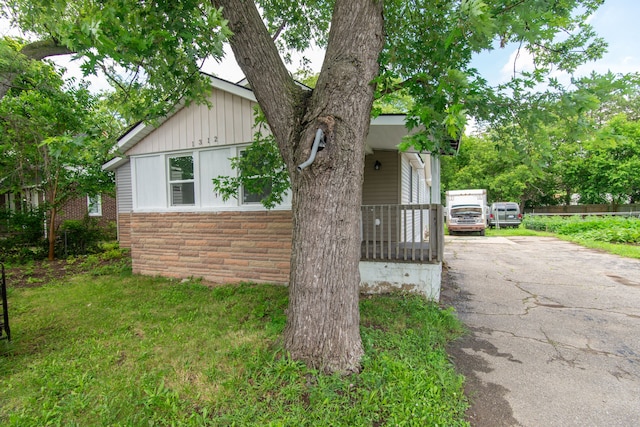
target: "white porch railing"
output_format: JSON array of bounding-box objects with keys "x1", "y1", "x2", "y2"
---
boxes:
[{"x1": 360, "y1": 204, "x2": 444, "y2": 263}]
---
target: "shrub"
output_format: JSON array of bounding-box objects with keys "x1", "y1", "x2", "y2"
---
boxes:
[
  {"x1": 0, "y1": 207, "x2": 47, "y2": 263},
  {"x1": 523, "y1": 215, "x2": 640, "y2": 244},
  {"x1": 57, "y1": 217, "x2": 109, "y2": 256}
]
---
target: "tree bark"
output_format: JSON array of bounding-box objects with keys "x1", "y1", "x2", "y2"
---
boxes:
[
  {"x1": 0, "y1": 39, "x2": 74, "y2": 100},
  {"x1": 214, "y1": 0, "x2": 384, "y2": 373},
  {"x1": 48, "y1": 206, "x2": 57, "y2": 261},
  {"x1": 19, "y1": 39, "x2": 73, "y2": 61}
]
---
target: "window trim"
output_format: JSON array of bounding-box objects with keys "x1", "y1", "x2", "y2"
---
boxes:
[{"x1": 167, "y1": 153, "x2": 196, "y2": 207}]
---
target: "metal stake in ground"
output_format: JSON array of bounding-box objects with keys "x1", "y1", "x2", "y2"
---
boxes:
[{"x1": 1, "y1": 263, "x2": 10, "y2": 342}]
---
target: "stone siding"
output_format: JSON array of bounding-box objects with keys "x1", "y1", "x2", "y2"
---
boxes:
[
  {"x1": 129, "y1": 211, "x2": 292, "y2": 285},
  {"x1": 117, "y1": 213, "x2": 132, "y2": 249}
]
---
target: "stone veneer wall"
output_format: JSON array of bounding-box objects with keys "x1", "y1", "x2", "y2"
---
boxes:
[
  {"x1": 129, "y1": 211, "x2": 293, "y2": 284},
  {"x1": 117, "y1": 213, "x2": 132, "y2": 249}
]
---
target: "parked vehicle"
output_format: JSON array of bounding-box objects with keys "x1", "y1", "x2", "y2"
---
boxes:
[
  {"x1": 446, "y1": 189, "x2": 487, "y2": 236},
  {"x1": 488, "y1": 202, "x2": 522, "y2": 228}
]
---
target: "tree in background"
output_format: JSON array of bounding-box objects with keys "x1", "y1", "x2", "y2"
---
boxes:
[
  {"x1": 444, "y1": 71, "x2": 640, "y2": 208},
  {"x1": 0, "y1": 38, "x2": 120, "y2": 259},
  {"x1": 2, "y1": 0, "x2": 607, "y2": 373},
  {"x1": 573, "y1": 115, "x2": 640, "y2": 204}
]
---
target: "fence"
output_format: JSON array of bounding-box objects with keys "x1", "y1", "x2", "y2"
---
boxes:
[
  {"x1": 360, "y1": 204, "x2": 444, "y2": 262},
  {"x1": 526, "y1": 203, "x2": 640, "y2": 217}
]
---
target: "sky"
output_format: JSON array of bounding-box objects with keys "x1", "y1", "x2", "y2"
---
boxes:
[
  {"x1": 469, "y1": 0, "x2": 640, "y2": 86},
  {"x1": 1, "y1": 0, "x2": 638, "y2": 91}
]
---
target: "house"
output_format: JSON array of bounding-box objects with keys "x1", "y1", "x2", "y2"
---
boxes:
[
  {"x1": 103, "y1": 76, "x2": 445, "y2": 300},
  {"x1": 0, "y1": 191, "x2": 116, "y2": 231}
]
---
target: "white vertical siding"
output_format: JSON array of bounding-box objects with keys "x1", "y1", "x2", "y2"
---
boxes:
[
  {"x1": 401, "y1": 155, "x2": 411, "y2": 204},
  {"x1": 400, "y1": 153, "x2": 430, "y2": 242},
  {"x1": 213, "y1": 89, "x2": 226, "y2": 144},
  {"x1": 133, "y1": 155, "x2": 167, "y2": 209},
  {"x1": 116, "y1": 161, "x2": 133, "y2": 213},
  {"x1": 400, "y1": 155, "x2": 413, "y2": 240},
  {"x1": 199, "y1": 147, "x2": 236, "y2": 207},
  {"x1": 242, "y1": 99, "x2": 254, "y2": 142},
  {"x1": 126, "y1": 88, "x2": 257, "y2": 156}
]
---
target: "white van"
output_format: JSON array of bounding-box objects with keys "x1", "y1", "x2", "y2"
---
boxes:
[{"x1": 488, "y1": 202, "x2": 522, "y2": 228}]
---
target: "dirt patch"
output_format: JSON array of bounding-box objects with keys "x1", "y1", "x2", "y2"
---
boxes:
[
  {"x1": 441, "y1": 263, "x2": 521, "y2": 427},
  {"x1": 3, "y1": 256, "x2": 130, "y2": 288}
]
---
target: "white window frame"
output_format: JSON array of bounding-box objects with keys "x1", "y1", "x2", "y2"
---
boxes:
[
  {"x1": 87, "y1": 194, "x2": 102, "y2": 216},
  {"x1": 130, "y1": 146, "x2": 291, "y2": 212},
  {"x1": 167, "y1": 153, "x2": 196, "y2": 206}
]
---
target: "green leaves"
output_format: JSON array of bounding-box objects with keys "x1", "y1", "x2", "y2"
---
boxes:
[
  {"x1": 212, "y1": 108, "x2": 290, "y2": 209},
  {"x1": 443, "y1": 69, "x2": 640, "y2": 208},
  {"x1": 4, "y1": 0, "x2": 231, "y2": 121},
  {"x1": 0, "y1": 37, "x2": 119, "y2": 228}
]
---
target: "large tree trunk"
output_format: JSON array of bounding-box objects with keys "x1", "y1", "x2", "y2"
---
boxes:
[{"x1": 215, "y1": 0, "x2": 384, "y2": 373}]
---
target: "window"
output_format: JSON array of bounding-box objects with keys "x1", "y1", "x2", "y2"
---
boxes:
[
  {"x1": 88, "y1": 195, "x2": 102, "y2": 216},
  {"x1": 242, "y1": 181, "x2": 272, "y2": 204},
  {"x1": 168, "y1": 155, "x2": 195, "y2": 206},
  {"x1": 240, "y1": 149, "x2": 272, "y2": 205}
]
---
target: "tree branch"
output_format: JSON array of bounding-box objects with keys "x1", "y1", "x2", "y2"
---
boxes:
[
  {"x1": 1, "y1": 38, "x2": 75, "y2": 101},
  {"x1": 272, "y1": 21, "x2": 287, "y2": 41},
  {"x1": 211, "y1": 0, "x2": 301, "y2": 150},
  {"x1": 19, "y1": 39, "x2": 74, "y2": 61}
]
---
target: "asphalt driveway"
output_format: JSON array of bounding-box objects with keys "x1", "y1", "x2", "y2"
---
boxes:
[{"x1": 442, "y1": 236, "x2": 640, "y2": 427}]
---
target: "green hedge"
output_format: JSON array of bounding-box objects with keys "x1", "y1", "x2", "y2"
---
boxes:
[{"x1": 523, "y1": 215, "x2": 640, "y2": 244}]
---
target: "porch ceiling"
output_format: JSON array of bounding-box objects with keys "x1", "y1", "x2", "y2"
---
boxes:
[{"x1": 367, "y1": 115, "x2": 419, "y2": 153}]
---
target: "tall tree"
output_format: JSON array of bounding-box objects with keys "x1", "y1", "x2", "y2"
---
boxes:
[
  {"x1": 3, "y1": 0, "x2": 607, "y2": 372},
  {"x1": 0, "y1": 36, "x2": 72, "y2": 100},
  {"x1": 0, "y1": 39, "x2": 119, "y2": 259}
]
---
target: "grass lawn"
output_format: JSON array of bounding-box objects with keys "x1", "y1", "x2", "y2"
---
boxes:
[
  {"x1": 487, "y1": 226, "x2": 640, "y2": 259},
  {"x1": 0, "y1": 255, "x2": 469, "y2": 426},
  {"x1": 487, "y1": 216, "x2": 640, "y2": 260}
]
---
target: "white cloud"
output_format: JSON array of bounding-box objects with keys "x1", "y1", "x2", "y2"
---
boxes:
[
  {"x1": 498, "y1": 47, "x2": 535, "y2": 83},
  {"x1": 203, "y1": 43, "x2": 326, "y2": 83}
]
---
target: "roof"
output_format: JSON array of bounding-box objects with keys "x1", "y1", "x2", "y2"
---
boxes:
[
  {"x1": 103, "y1": 77, "x2": 450, "y2": 171},
  {"x1": 104, "y1": 75, "x2": 256, "y2": 171}
]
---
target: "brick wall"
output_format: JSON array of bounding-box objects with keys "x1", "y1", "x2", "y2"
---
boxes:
[
  {"x1": 129, "y1": 211, "x2": 293, "y2": 285},
  {"x1": 57, "y1": 194, "x2": 117, "y2": 228}
]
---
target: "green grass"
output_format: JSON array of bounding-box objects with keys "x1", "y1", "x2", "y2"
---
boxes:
[
  {"x1": 0, "y1": 271, "x2": 469, "y2": 426},
  {"x1": 557, "y1": 237, "x2": 640, "y2": 259},
  {"x1": 485, "y1": 227, "x2": 547, "y2": 237},
  {"x1": 520, "y1": 215, "x2": 640, "y2": 259}
]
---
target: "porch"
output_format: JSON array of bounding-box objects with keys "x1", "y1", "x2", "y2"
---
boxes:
[
  {"x1": 360, "y1": 204, "x2": 444, "y2": 263},
  {"x1": 359, "y1": 204, "x2": 444, "y2": 301}
]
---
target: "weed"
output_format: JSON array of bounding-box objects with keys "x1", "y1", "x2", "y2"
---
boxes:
[
  {"x1": 521, "y1": 215, "x2": 640, "y2": 259},
  {"x1": 25, "y1": 277, "x2": 44, "y2": 285},
  {"x1": 0, "y1": 275, "x2": 468, "y2": 426}
]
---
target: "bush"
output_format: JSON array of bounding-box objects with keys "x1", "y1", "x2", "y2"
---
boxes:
[
  {"x1": 0, "y1": 208, "x2": 47, "y2": 263},
  {"x1": 523, "y1": 215, "x2": 640, "y2": 244},
  {"x1": 57, "y1": 217, "x2": 111, "y2": 256}
]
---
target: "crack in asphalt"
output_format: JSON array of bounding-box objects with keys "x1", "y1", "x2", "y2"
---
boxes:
[
  {"x1": 443, "y1": 236, "x2": 640, "y2": 426},
  {"x1": 469, "y1": 325, "x2": 640, "y2": 367}
]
